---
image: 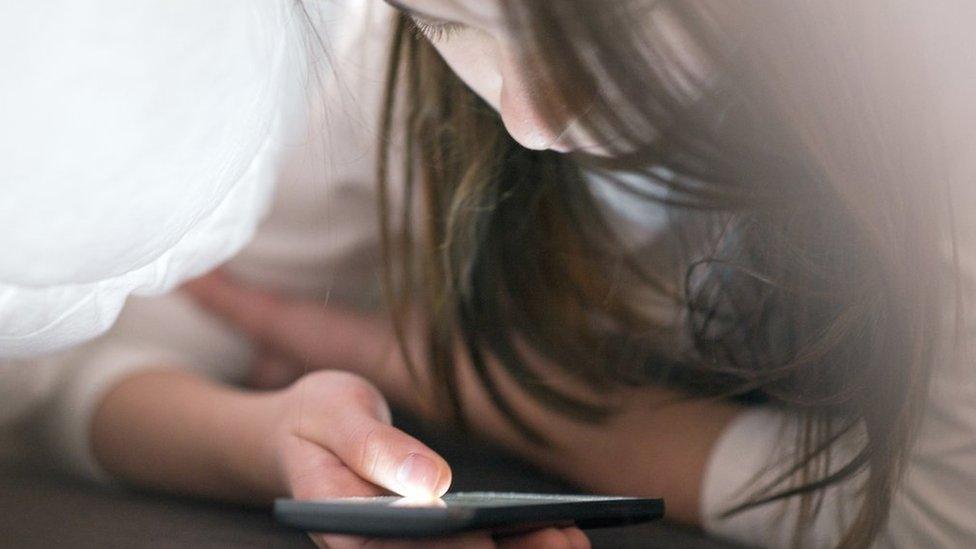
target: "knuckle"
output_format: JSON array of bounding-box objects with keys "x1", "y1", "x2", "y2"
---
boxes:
[
  {"x1": 280, "y1": 371, "x2": 390, "y2": 429},
  {"x1": 538, "y1": 529, "x2": 572, "y2": 548},
  {"x1": 289, "y1": 370, "x2": 368, "y2": 397},
  {"x1": 356, "y1": 423, "x2": 385, "y2": 478},
  {"x1": 333, "y1": 373, "x2": 388, "y2": 415},
  {"x1": 345, "y1": 375, "x2": 382, "y2": 402},
  {"x1": 567, "y1": 529, "x2": 591, "y2": 549}
]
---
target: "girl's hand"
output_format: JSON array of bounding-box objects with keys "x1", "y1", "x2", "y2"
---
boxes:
[
  {"x1": 264, "y1": 366, "x2": 588, "y2": 549},
  {"x1": 184, "y1": 271, "x2": 415, "y2": 399},
  {"x1": 265, "y1": 369, "x2": 445, "y2": 548}
]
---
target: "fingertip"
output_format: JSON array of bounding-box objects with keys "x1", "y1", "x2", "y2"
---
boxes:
[
  {"x1": 180, "y1": 278, "x2": 208, "y2": 297},
  {"x1": 430, "y1": 453, "x2": 452, "y2": 497},
  {"x1": 564, "y1": 528, "x2": 591, "y2": 549},
  {"x1": 435, "y1": 464, "x2": 452, "y2": 497},
  {"x1": 498, "y1": 527, "x2": 571, "y2": 549},
  {"x1": 182, "y1": 272, "x2": 227, "y2": 303},
  {"x1": 395, "y1": 452, "x2": 452, "y2": 499},
  {"x1": 322, "y1": 405, "x2": 452, "y2": 501}
]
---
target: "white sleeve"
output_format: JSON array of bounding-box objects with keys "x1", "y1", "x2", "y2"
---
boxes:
[
  {"x1": 27, "y1": 293, "x2": 255, "y2": 483},
  {"x1": 0, "y1": 0, "x2": 390, "y2": 483},
  {"x1": 700, "y1": 408, "x2": 867, "y2": 548},
  {"x1": 701, "y1": 294, "x2": 976, "y2": 549},
  {"x1": 703, "y1": 374, "x2": 976, "y2": 549},
  {"x1": 0, "y1": 0, "x2": 305, "y2": 357}
]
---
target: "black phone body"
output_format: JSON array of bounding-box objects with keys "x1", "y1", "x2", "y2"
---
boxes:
[{"x1": 274, "y1": 492, "x2": 664, "y2": 538}]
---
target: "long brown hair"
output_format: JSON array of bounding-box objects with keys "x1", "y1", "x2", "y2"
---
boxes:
[{"x1": 376, "y1": 2, "x2": 960, "y2": 546}]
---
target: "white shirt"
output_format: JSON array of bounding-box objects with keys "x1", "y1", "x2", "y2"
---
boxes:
[
  {"x1": 0, "y1": 0, "x2": 396, "y2": 474},
  {"x1": 0, "y1": 1, "x2": 306, "y2": 358},
  {"x1": 2, "y1": 2, "x2": 975, "y2": 547}
]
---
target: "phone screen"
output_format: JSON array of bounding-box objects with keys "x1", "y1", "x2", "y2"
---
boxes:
[
  {"x1": 274, "y1": 492, "x2": 664, "y2": 538},
  {"x1": 319, "y1": 492, "x2": 637, "y2": 509}
]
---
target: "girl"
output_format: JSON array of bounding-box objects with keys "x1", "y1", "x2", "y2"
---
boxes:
[
  {"x1": 191, "y1": 0, "x2": 976, "y2": 546},
  {"x1": 7, "y1": 1, "x2": 976, "y2": 548},
  {"x1": 0, "y1": 2, "x2": 582, "y2": 548}
]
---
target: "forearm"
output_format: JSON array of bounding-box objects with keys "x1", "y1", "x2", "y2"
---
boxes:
[
  {"x1": 177, "y1": 279, "x2": 744, "y2": 523},
  {"x1": 494, "y1": 387, "x2": 742, "y2": 527},
  {"x1": 90, "y1": 369, "x2": 285, "y2": 504},
  {"x1": 373, "y1": 347, "x2": 741, "y2": 526}
]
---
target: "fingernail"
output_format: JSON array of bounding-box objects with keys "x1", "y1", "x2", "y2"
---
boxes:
[{"x1": 396, "y1": 453, "x2": 441, "y2": 497}]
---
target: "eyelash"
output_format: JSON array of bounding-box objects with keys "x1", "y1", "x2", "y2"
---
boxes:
[{"x1": 409, "y1": 17, "x2": 465, "y2": 43}]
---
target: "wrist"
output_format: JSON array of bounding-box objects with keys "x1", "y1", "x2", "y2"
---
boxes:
[{"x1": 215, "y1": 387, "x2": 292, "y2": 503}]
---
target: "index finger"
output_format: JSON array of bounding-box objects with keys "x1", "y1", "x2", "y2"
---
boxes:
[
  {"x1": 182, "y1": 271, "x2": 285, "y2": 340},
  {"x1": 183, "y1": 272, "x2": 384, "y2": 367},
  {"x1": 292, "y1": 375, "x2": 453, "y2": 500}
]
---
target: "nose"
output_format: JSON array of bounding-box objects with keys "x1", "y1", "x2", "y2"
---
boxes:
[{"x1": 497, "y1": 55, "x2": 564, "y2": 150}]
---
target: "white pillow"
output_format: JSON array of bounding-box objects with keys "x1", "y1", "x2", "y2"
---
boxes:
[{"x1": 0, "y1": 0, "x2": 305, "y2": 357}]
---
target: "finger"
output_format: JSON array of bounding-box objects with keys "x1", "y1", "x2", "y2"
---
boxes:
[
  {"x1": 185, "y1": 272, "x2": 386, "y2": 369},
  {"x1": 312, "y1": 414, "x2": 451, "y2": 499},
  {"x1": 563, "y1": 528, "x2": 592, "y2": 549},
  {"x1": 421, "y1": 535, "x2": 495, "y2": 549},
  {"x1": 282, "y1": 436, "x2": 384, "y2": 499},
  {"x1": 294, "y1": 376, "x2": 451, "y2": 499},
  {"x1": 183, "y1": 271, "x2": 289, "y2": 341},
  {"x1": 315, "y1": 533, "x2": 359, "y2": 549},
  {"x1": 318, "y1": 532, "x2": 495, "y2": 549},
  {"x1": 497, "y1": 527, "x2": 587, "y2": 549},
  {"x1": 398, "y1": 534, "x2": 495, "y2": 549},
  {"x1": 249, "y1": 353, "x2": 304, "y2": 389}
]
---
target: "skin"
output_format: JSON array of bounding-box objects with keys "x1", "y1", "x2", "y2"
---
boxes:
[
  {"x1": 92, "y1": 366, "x2": 588, "y2": 549},
  {"x1": 384, "y1": 0, "x2": 600, "y2": 153},
  {"x1": 182, "y1": 270, "x2": 742, "y2": 527},
  {"x1": 90, "y1": 1, "x2": 740, "y2": 545},
  {"x1": 85, "y1": 2, "x2": 590, "y2": 546},
  {"x1": 83, "y1": 4, "x2": 976, "y2": 548}
]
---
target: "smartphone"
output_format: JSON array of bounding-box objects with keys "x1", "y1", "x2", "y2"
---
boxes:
[{"x1": 274, "y1": 492, "x2": 664, "y2": 538}]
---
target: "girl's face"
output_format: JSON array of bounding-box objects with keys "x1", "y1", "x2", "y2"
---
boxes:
[{"x1": 384, "y1": 0, "x2": 600, "y2": 154}]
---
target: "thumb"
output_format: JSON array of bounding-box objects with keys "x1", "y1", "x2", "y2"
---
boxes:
[
  {"x1": 330, "y1": 416, "x2": 452, "y2": 499},
  {"x1": 298, "y1": 376, "x2": 453, "y2": 499}
]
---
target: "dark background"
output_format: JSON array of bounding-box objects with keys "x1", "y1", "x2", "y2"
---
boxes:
[{"x1": 0, "y1": 414, "x2": 742, "y2": 548}]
